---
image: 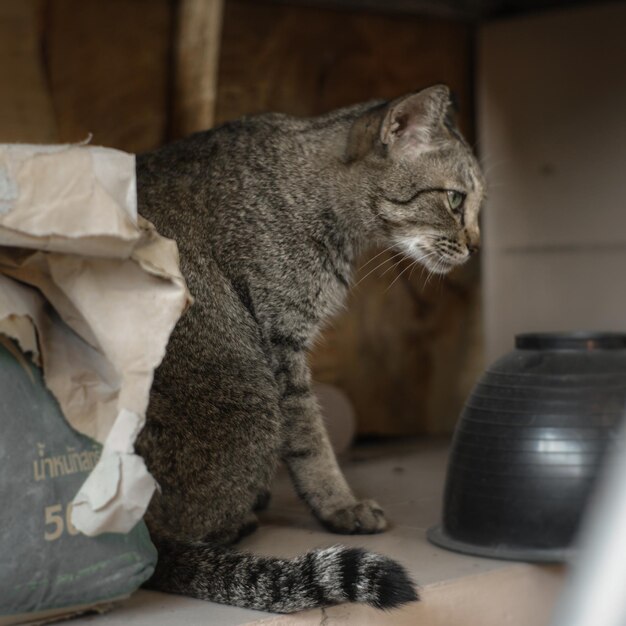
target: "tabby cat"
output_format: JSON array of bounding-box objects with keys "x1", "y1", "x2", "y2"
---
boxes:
[{"x1": 135, "y1": 84, "x2": 484, "y2": 613}]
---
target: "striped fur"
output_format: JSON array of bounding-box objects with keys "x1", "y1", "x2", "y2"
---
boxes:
[
  {"x1": 136, "y1": 85, "x2": 483, "y2": 613},
  {"x1": 147, "y1": 541, "x2": 418, "y2": 613}
]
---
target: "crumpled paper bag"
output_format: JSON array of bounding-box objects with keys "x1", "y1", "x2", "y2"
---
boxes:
[{"x1": 0, "y1": 142, "x2": 192, "y2": 535}]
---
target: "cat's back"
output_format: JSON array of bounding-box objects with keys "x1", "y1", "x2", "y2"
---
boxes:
[
  {"x1": 136, "y1": 114, "x2": 296, "y2": 241},
  {"x1": 137, "y1": 113, "x2": 293, "y2": 186}
]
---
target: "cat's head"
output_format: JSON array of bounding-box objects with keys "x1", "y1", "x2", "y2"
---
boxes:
[{"x1": 350, "y1": 85, "x2": 484, "y2": 275}]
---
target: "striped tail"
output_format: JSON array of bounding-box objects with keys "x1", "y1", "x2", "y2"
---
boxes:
[{"x1": 146, "y1": 538, "x2": 418, "y2": 613}]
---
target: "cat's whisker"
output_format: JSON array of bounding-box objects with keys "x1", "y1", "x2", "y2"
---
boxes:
[
  {"x1": 357, "y1": 248, "x2": 395, "y2": 272},
  {"x1": 411, "y1": 249, "x2": 439, "y2": 268},
  {"x1": 479, "y1": 154, "x2": 510, "y2": 173},
  {"x1": 353, "y1": 250, "x2": 403, "y2": 288},
  {"x1": 385, "y1": 258, "x2": 417, "y2": 293},
  {"x1": 414, "y1": 248, "x2": 439, "y2": 282},
  {"x1": 436, "y1": 258, "x2": 451, "y2": 290},
  {"x1": 423, "y1": 256, "x2": 442, "y2": 288},
  {"x1": 436, "y1": 262, "x2": 448, "y2": 295},
  {"x1": 379, "y1": 245, "x2": 437, "y2": 288},
  {"x1": 398, "y1": 249, "x2": 438, "y2": 288},
  {"x1": 380, "y1": 255, "x2": 406, "y2": 278},
  {"x1": 410, "y1": 250, "x2": 435, "y2": 261},
  {"x1": 424, "y1": 270, "x2": 434, "y2": 288},
  {"x1": 418, "y1": 262, "x2": 428, "y2": 283},
  {"x1": 357, "y1": 243, "x2": 400, "y2": 272}
]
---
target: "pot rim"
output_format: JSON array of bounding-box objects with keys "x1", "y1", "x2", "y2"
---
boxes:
[
  {"x1": 516, "y1": 332, "x2": 626, "y2": 351},
  {"x1": 427, "y1": 524, "x2": 575, "y2": 563}
]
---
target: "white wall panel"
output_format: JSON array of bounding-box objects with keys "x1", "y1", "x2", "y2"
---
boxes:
[{"x1": 479, "y1": 3, "x2": 626, "y2": 360}]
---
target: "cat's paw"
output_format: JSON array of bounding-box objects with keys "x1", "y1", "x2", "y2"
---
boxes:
[{"x1": 320, "y1": 499, "x2": 388, "y2": 534}]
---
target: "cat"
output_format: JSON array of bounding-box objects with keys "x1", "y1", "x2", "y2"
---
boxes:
[{"x1": 135, "y1": 84, "x2": 484, "y2": 613}]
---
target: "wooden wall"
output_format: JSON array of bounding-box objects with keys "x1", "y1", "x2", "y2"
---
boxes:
[
  {"x1": 0, "y1": 0, "x2": 483, "y2": 436},
  {"x1": 216, "y1": 0, "x2": 474, "y2": 134},
  {"x1": 0, "y1": 0, "x2": 171, "y2": 151}
]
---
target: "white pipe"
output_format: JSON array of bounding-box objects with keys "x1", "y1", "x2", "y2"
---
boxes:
[{"x1": 550, "y1": 420, "x2": 626, "y2": 626}]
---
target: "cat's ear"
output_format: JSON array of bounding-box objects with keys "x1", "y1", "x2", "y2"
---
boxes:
[{"x1": 380, "y1": 85, "x2": 452, "y2": 158}]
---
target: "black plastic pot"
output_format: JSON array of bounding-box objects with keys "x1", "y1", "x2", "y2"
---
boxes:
[{"x1": 428, "y1": 332, "x2": 626, "y2": 562}]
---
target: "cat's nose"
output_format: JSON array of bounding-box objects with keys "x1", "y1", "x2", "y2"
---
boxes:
[{"x1": 467, "y1": 241, "x2": 480, "y2": 256}]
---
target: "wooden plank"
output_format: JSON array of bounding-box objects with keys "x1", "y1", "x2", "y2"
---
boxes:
[
  {"x1": 44, "y1": 0, "x2": 171, "y2": 152},
  {"x1": 264, "y1": 0, "x2": 594, "y2": 20},
  {"x1": 173, "y1": 0, "x2": 224, "y2": 136},
  {"x1": 216, "y1": 0, "x2": 473, "y2": 137},
  {"x1": 216, "y1": 1, "x2": 480, "y2": 435},
  {"x1": 0, "y1": 0, "x2": 57, "y2": 143}
]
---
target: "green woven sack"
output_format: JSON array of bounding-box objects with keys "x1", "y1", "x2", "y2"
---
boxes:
[{"x1": 0, "y1": 339, "x2": 157, "y2": 623}]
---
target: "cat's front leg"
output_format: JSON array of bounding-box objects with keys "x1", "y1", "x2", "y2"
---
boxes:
[{"x1": 277, "y1": 347, "x2": 387, "y2": 534}]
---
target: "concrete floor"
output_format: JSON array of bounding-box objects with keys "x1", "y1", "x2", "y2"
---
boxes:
[{"x1": 64, "y1": 439, "x2": 565, "y2": 626}]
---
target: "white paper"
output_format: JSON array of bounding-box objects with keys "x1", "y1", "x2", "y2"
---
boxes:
[{"x1": 0, "y1": 143, "x2": 192, "y2": 535}]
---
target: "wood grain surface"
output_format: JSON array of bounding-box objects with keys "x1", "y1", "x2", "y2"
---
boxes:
[
  {"x1": 173, "y1": 0, "x2": 224, "y2": 138},
  {"x1": 44, "y1": 0, "x2": 172, "y2": 152},
  {"x1": 216, "y1": 0, "x2": 474, "y2": 138},
  {"x1": 0, "y1": 0, "x2": 57, "y2": 143}
]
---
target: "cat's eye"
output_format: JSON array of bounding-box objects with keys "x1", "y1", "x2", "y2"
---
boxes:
[{"x1": 447, "y1": 190, "x2": 465, "y2": 213}]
